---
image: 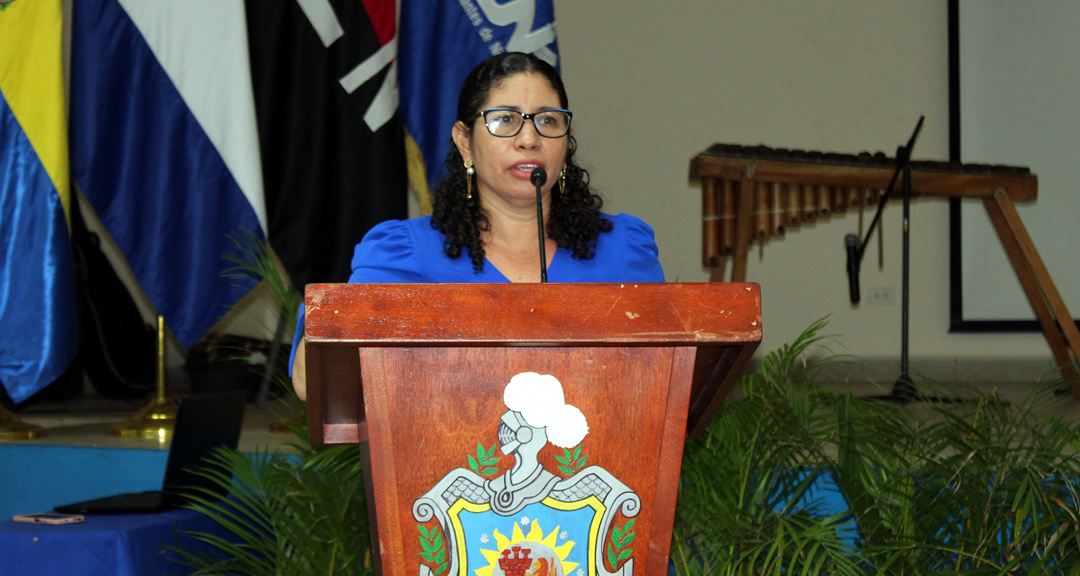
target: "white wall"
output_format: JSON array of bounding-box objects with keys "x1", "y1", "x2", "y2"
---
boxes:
[
  {"x1": 117, "y1": 1, "x2": 1059, "y2": 381},
  {"x1": 551, "y1": 1, "x2": 1055, "y2": 378}
]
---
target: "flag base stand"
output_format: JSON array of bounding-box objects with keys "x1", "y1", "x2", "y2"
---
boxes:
[
  {"x1": 107, "y1": 314, "x2": 177, "y2": 439},
  {"x1": 106, "y1": 397, "x2": 178, "y2": 440},
  {"x1": 0, "y1": 405, "x2": 46, "y2": 440}
]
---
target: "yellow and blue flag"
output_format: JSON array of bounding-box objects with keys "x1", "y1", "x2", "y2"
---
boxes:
[
  {"x1": 398, "y1": 0, "x2": 559, "y2": 206},
  {"x1": 0, "y1": 0, "x2": 79, "y2": 404}
]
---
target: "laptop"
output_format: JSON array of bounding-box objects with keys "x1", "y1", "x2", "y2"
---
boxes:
[{"x1": 54, "y1": 391, "x2": 247, "y2": 515}]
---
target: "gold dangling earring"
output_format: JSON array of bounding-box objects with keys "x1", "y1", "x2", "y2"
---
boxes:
[
  {"x1": 464, "y1": 159, "x2": 474, "y2": 199},
  {"x1": 560, "y1": 166, "x2": 567, "y2": 198}
]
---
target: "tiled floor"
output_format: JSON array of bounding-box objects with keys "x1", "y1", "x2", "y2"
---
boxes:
[{"x1": 4, "y1": 396, "x2": 299, "y2": 453}]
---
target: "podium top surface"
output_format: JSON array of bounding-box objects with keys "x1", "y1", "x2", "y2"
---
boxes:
[{"x1": 304, "y1": 282, "x2": 761, "y2": 347}]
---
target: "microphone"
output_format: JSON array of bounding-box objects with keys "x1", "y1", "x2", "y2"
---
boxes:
[
  {"x1": 845, "y1": 233, "x2": 861, "y2": 304},
  {"x1": 530, "y1": 167, "x2": 547, "y2": 187},
  {"x1": 531, "y1": 167, "x2": 548, "y2": 283}
]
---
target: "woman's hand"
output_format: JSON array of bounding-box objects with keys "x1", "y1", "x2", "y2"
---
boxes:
[{"x1": 292, "y1": 337, "x2": 307, "y2": 401}]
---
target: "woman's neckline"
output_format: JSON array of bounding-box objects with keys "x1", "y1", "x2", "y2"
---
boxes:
[{"x1": 484, "y1": 244, "x2": 560, "y2": 283}]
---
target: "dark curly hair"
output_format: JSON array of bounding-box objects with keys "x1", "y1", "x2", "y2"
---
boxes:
[{"x1": 430, "y1": 52, "x2": 613, "y2": 272}]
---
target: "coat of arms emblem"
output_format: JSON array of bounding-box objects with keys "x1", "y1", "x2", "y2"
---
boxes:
[{"x1": 413, "y1": 372, "x2": 640, "y2": 576}]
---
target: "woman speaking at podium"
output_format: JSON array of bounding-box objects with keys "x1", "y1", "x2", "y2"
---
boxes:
[{"x1": 291, "y1": 52, "x2": 664, "y2": 399}]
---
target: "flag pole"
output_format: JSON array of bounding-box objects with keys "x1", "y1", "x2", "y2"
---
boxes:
[{"x1": 106, "y1": 315, "x2": 177, "y2": 439}]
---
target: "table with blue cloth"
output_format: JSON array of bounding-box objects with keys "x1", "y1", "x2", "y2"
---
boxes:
[{"x1": 0, "y1": 508, "x2": 227, "y2": 576}]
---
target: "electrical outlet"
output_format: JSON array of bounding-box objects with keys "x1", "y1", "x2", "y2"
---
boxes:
[{"x1": 867, "y1": 286, "x2": 896, "y2": 306}]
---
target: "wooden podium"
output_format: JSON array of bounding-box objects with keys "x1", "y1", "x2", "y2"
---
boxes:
[{"x1": 304, "y1": 282, "x2": 761, "y2": 575}]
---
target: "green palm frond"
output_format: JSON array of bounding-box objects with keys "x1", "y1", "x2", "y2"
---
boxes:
[
  {"x1": 223, "y1": 228, "x2": 301, "y2": 324},
  {"x1": 170, "y1": 233, "x2": 373, "y2": 575},
  {"x1": 673, "y1": 317, "x2": 1080, "y2": 575},
  {"x1": 173, "y1": 444, "x2": 372, "y2": 576}
]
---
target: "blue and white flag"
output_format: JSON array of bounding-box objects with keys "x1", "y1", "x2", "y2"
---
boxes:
[
  {"x1": 70, "y1": 0, "x2": 266, "y2": 349},
  {"x1": 398, "y1": 0, "x2": 559, "y2": 204}
]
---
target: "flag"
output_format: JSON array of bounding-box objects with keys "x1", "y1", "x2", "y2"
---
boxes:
[
  {"x1": 245, "y1": 0, "x2": 408, "y2": 288},
  {"x1": 0, "y1": 0, "x2": 79, "y2": 404},
  {"x1": 398, "y1": 0, "x2": 559, "y2": 202},
  {"x1": 69, "y1": 0, "x2": 266, "y2": 349}
]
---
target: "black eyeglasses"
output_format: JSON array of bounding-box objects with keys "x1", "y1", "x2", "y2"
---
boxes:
[{"x1": 473, "y1": 108, "x2": 573, "y2": 138}]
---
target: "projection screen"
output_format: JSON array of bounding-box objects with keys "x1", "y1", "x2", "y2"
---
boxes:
[{"x1": 951, "y1": 0, "x2": 1080, "y2": 331}]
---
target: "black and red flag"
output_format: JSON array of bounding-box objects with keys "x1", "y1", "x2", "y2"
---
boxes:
[{"x1": 246, "y1": 0, "x2": 407, "y2": 288}]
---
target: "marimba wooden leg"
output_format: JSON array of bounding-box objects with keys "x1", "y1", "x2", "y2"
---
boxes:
[{"x1": 983, "y1": 190, "x2": 1080, "y2": 397}]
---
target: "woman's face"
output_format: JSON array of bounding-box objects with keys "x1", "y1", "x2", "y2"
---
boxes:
[{"x1": 453, "y1": 72, "x2": 569, "y2": 207}]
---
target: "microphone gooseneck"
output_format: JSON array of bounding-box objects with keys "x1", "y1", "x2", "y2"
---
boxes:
[
  {"x1": 531, "y1": 167, "x2": 548, "y2": 283},
  {"x1": 845, "y1": 233, "x2": 861, "y2": 304}
]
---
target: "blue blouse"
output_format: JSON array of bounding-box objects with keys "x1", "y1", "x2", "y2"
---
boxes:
[
  {"x1": 348, "y1": 213, "x2": 664, "y2": 283},
  {"x1": 289, "y1": 213, "x2": 665, "y2": 372}
]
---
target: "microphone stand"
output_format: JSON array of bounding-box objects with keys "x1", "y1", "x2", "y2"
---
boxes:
[
  {"x1": 531, "y1": 168, "x2": 548, "y2": 283},
  {"x1": 851, "y1": 117, "x2": 968, "y2": 404}
]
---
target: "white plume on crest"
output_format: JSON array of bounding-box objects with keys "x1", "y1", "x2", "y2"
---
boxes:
[{"x1": 503, "y1": 372, "x2": 589, "y2": 449}]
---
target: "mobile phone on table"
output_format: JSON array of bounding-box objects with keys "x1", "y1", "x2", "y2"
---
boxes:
[{"x1": 12, "y1": 513, "x2": 85, "y2": 525}]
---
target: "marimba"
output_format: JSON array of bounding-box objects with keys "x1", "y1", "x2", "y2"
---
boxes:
[{"x1": 690, "y1": 143, "x2": 1080, "y2": 398}]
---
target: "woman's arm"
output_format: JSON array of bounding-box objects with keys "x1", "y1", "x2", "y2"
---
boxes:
[
  {"x1": 291, "y1": 337, "x2": 306, "y2": 401},
  {"x1": 289, "y1": 220, "x2": 421, "y2": 403}
]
